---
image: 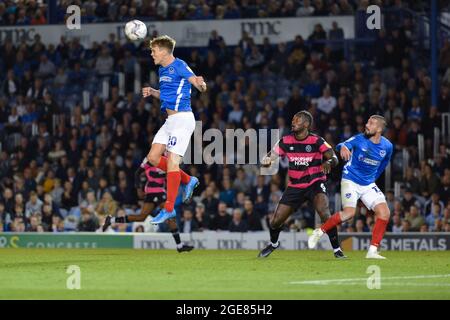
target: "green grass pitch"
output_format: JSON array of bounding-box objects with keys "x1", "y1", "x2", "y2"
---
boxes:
[{"x1": 1, "y1": 249, "x2": 449, "y2": 299}]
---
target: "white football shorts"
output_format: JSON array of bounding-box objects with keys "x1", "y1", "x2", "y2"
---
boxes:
[
  {"x1": 340, "y1": 178, "x2": 386, "y2": 211},
  {"x1": 152, "y1": 111, "x2": 196, "y2": 157}
]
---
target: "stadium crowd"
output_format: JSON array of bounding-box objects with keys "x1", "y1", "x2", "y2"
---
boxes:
[
  {"x1": 0, "y1": 0, "x2": 431, "y2": 25},
  {"x1": 0, "y1": 4, "x2": 449, "y2": 235}
]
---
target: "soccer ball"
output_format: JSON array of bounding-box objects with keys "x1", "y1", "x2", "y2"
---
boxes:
[{"x1": 124, "y1": 20, "x2": 147, "y2": 41}]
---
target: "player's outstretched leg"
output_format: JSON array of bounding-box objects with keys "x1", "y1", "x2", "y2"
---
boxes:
[
  {"x1": 258, "y1": 204, "x2": 293, "y2": 258},
  {"x1": 308, "y1": 207, "x2": 355, "y2": 249},
  {"x1": 151, "y1": 153, "x2": 181, "y2": 224},
  {"x1": 157, "y1": 155, "x2": 199, "y2": 203},
  {"x1": 148, "y1": 148, "x2": 197, "y2": 202},
  {"x1": 154, "y1": 156, "x2": 193, "y2": 185},
  {"x1": 181, "y1": 176, "x2": 199, "y2": 203},
  {"x1": 102, "y1": 203, "x2": 156, "y2": 231},
  {"x1": 314, "y1": 194, "x2": 347, "y2": 259},
  {"x1": 366, "y1": 203, "x2": 390, "y2": 259},
  {"x1": 151, "y1": 207, "x2": 176, "y2": 224},
  {"x1": 167, "y1": 218, "x2": 194, "y2": 253}
]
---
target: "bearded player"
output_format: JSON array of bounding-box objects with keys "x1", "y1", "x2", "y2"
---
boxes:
[
  {"x1": 258, "y1": 111, "x2": 346, "y2": 259},
  {"x1": 308, "y1": 115, "x2": 393, "y2": 259},
  {"x1": 102, "y1": 159, "x2": 194, "y2": 253},
  {"x1": 141, "y1": 35, "x2": 206, "y2": 225}
]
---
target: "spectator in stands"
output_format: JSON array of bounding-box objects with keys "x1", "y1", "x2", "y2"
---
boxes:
[
  {"x1": 328, "y1": 21, "x2": 345, "y2": 61},
  {"x1": 421, "y1": 164, "x2": 442, "y2": 198},
  {"x1": 157, "y1": 0, "x2": 169, "y2": 19},
  {"x1": 25, "y1": 191, "x2": 43, "y2": 217},
  {"x1": 243, "y1": 199, "x2": 263, "y2": 231},
  {"x1": 78, "y1": 207, "x2": 99, "y2": 232},
  {"x1": 37, "y1": 54, "x2": 56, "y2": 79},
  {"x1": 11, "y1": 217, "x2": 26, "y2": 232},
  {"x1": 219, "y1": 178, "x2": 236, "y2": 208},
  {"x1": 211, "y1": 202, "x2": 231, "y2": 231},
  {"x1": 402, "y1": 189, "x2": 421, "y2": 211},
  {"x1": 391, "y1": 214, "x2": 403, "y2": 233},
  {"x1": 400, "y1": 219, "x2": 411, "y2": 232},
  {"x1": 180, "y1": 208, "x2": 199, "y2": 233},
  {"x1": 308, "y1": 23, "x2": 327, "y2": 52},
  {"x1": 95, "y1": 192, "x2": 118, "y2": 217},
  {"x1": 95, "y1": 46, "x2": 114, "y2": 79},
  {"x1": 405, "y1": 205, "x2": 425, "y2": 232},
  {"x1": 202, "y1": 186, "x2": 220, "y2": 221},
  {"x1": 2, "y1": 70, "x2": 20, "y2": 98},
  {"x1": 426, "y1": 204, "x2": 443, "y2": 232},
  {"x1": 424, "y1": 193, "x2": 445, "y2": 216},
  {"x1": 232, "y1": 168, "x2": 250, "y2": 194},
  {"x1": 194, "y1": 203, "x2": 209, "y2": 231},
  {"x1": 229, "y1": 208, "x2": 248, "y2": 232},
  {"x1": 26, "y1": 215, "x2": 43, "y2": 232},
  {"x1": 404, "y1": 167, "x2": 421, "y2": 194}
]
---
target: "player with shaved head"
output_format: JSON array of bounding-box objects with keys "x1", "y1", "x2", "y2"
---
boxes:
[{"x1": 308, "y1": 115, "x2": 393, "y2": 259}]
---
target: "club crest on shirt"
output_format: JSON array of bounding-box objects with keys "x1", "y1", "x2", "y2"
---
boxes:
[
  {"x1": 169, "y1": 67, "x2": 175, "y2": 74},
  {"x1": 306, "y1": 145, "x2": 312, "y2": 152},
  {"x1": 380, "y1": 150, "x2": 386, "y2": 157}
]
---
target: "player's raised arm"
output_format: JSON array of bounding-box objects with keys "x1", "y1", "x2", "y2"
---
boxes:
[
  {"x1": 188, "y1": 75, "x2": 207, "y2": 92},
  {"x1": 142, "y1": 86, "x2": 160, "y2": 99},
  {"x1": 176, "y1": 59, "x2": 207, "y2": 93},
  {"x1": 337, "y1": 135, "x2": 359, "y2": 161},
  {"x1": 261, "y1": 138, "x2": 286, "y2": 167}
]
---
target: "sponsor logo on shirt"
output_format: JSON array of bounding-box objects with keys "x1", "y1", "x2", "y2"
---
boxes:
[
  {"x1": 358, "y1": 154, "x2": 380, "y2": 166},
  {"x1": 160, "y1": 76, "x2": 172, "y2": 82},
  {"x1": 289, "y1": 156, "x2": 313, "y2": 166}
]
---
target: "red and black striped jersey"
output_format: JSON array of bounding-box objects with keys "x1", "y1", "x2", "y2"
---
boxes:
[
  {"x1": 274, "y1": 133, "x2": 332, "y2": 189},
  {"x1": 142, "y1": 163, "x2": 166, "y2": 195}
]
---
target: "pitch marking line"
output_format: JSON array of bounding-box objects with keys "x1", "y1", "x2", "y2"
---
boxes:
[{"x1": 289, "y1": 274, "x2": 450, "y2": 286}]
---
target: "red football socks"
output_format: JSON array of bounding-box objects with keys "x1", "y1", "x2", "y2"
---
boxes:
[
  {"x1": 156, "y1": 156, "x2": 191, "y2": 184},
  {"x1": 321, "y1": 213, "x2": 342, "y2": 233},
  {"x1": 370, "y1": 218, "x2": 389, "y2": 247},
  {"x1": 165, "y1": 171, "x2": 181, "y2": 212}
]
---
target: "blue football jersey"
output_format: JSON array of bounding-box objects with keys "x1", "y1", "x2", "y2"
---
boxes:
[
  {"x1": 158, "y1": 58, "x2": 195, "y2": 112},
  {"x1": 336, "y1": 134, "x2": 393, "y2": 186}
]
